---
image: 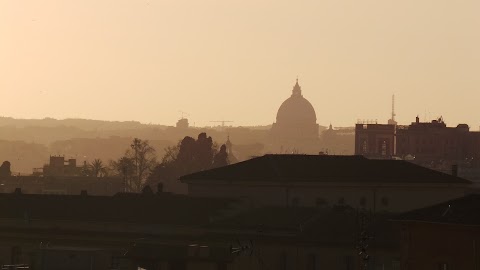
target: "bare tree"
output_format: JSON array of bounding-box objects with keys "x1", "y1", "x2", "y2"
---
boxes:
[
  {"x1": 110, "y1": 157, "x2": 135, "y2": 192},
  {"x1": 127, "y1": 138, "x2": 157, "y2": 192}
]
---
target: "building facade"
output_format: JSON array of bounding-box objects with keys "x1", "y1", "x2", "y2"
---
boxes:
[
  {"x1": 355, "y1": 117, "x2": 480, "y2": 168},
  {"x1": 394, "y1": 194, "x2": 480, "y2": 270},
  {"x1": 355, "y1": 123, "x2": 396, "y2": 158},
  {"x1": 180, "y1": 154, "x2": 472, "y2": 213}
]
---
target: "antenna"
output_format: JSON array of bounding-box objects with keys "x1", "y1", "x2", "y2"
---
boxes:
[
  {"x1": 178, "y1": 110, "x2": 189, "y2": 119},
  {"x1": 210, "y1": 120, "x2": 234, "y2": 128},
  {"x1": 391, "y1": 94, "x2": 396, "y2": 121}
]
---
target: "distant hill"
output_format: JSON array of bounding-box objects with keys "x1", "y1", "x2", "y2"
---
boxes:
[
  {"x1": 0, "y1": 117, "x2": 169, "y2": 131},
  {"x1": 0, "y1": 117, "x2": 352, "y2": 174}
]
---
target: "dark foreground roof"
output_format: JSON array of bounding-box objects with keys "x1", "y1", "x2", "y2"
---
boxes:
[
  {"x1": 0, "y1": 192, "x2": 234, "y2": 226},
  {"x1": 207, "y1": 207, "x2": 398, "y2": 247},
  {"x1": 393, "y1": 194, "x2": 480, "y2": 226},
  {"x1": 180, "y1": 154, "x2": 470, "y2": 184}
]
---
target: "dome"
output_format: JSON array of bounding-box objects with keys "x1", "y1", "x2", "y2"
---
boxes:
[{"x1": 276, "y1": 80, "x2": 317, "y2": 125}]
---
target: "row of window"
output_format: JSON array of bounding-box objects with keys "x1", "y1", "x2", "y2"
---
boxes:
[
  {"x1": 283, "y1": 252, "x2": 400, "y2": 270},
  {"x1": 291, "y1": 197, "x2": 390, "y2": 207}
]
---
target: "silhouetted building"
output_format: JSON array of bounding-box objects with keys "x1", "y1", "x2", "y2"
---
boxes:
[
  {"x1": 394, "y1": 194, "x2": 480, "y2": 270},
  {"x1": 0, "y1": 175, "x2": 124, "y2": 196},
  {"x1": 180, "y1": 154, "x2": 472, "y2": 212},
  {"x1": 0, "y1": 191, "x2": 236, "y2": 270},
  {"x1": 270, "y1": 79, "x2": 319, "y2": 153},
  {"x1": 208, "y1": 207, "x2": 400, "y2": 270},
  {"x1": 320, "y1": 124, "x2": 355, "y2": 155},
  {"x1": 176, "y1": 117, "x2": 189, "y2": 129},
  {"x1": 0, "y1": 189, "x2": 402, "y2": 270},
  {"x1": 225, "y1": 135, "x2": 238, "y2": 164},
  {"x1": 38, "y1": 156, "x2": 83, "y2": 177},
  {"x1": 355, "y1": 117, "x2": 480, "y2": 168},
  {"x1": 355, "y1": 122, "x2": 396, "y2": 158},
  {"x1": 0, "y1": 161, "x2": 11, "y2": 177},
  {"x1": 396, "y1": 117, "x2": 480, "y2": 164}
]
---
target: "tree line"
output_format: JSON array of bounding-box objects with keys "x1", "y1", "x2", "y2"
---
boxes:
[{"x1": 82, "y1": 132, "x2": 229, "y2": 193}]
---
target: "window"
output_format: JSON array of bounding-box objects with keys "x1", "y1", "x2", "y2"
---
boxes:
[
  {"x1": 280, "y1": 252, "x2": 287, "y2": 270},
  {"x1": 381, "y1": 140, "x2": 387, "y2": 156},
  {"x1": 381, "y1": 197, "x2": 389, "y2": 206},
  {"x1": 217, "y1": 262, "x2": 228, "y2": 270},
  {"x1": 362, "y1": 140, "x2": 368, "y2": 153},
  {"x1": 360, "y1": 197, "x2": 367, "y2": 207},
  {"x1": 110, "y1": 256, "x2": 120, "y2": 270},
  {"x1": 307, "y1": 253, "x2": 316, "y2": 270},
  {"x1": 316, "y1": 197, "x2": 327, "y2": 207},
  {"x1": 392, "y1": 260, "x2": 401, "y2": 270},
  {"x1": 439, "y1": 263, "x2": 449, "y2": 270},
  {"x1": 291, "y1": 197, "x2": 300, "y2": 207},
  {"x1": 11, "y1": 246, "x2": 21, "y2": 265},
  {"x1": 345, "y1": 255, "x2": 353, "y2": 270}
]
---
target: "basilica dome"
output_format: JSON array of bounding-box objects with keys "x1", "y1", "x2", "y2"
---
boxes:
[
  {"x1": 270, "y1": 79, "x2": 319, "y2": 153},
  {"x1": 275, "y1": 80, "x2": 317, "y2": 125}
]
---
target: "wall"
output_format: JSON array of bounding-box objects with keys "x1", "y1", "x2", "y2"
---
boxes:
[
  {"x1": 188, "y1": 182, "x2": 468, "y2": 212},
  {"x1": 400, "y1": 222, "x2": 480, "y2": 270}
]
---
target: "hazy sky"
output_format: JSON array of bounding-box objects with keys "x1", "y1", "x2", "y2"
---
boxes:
[{"x1": 1, "y1": 0, "x2": 479, "y2": 128}]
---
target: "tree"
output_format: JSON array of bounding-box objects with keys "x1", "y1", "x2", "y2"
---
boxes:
[
  {"x1": 110, "y1": 157, "x2": 135, "y2": 192},
  {"x1": 80, "y1": 162, "x2": 91, "y2": 177},
  {"x1": 129, "y1": 138, "x2": 157, "y2": 192},
  {"x1": 146, "y1": 133, "x2": 229, "y2": 193},
  {"x1": 111, "y1": 138, "x2": 157, "y2": 192},
  {"x1": 0, "y1": 161, "x2": 11, "y2": 177},
  {"x1": 89, "y1": 159, "x2": 106, "y2": 178},
  {"x1": 212, "y1": 144, "x2": 229, "y2": 168}
]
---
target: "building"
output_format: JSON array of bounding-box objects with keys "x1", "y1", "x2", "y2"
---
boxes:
[
  {"x1": 355, "y1": 117, "x2": 480, "y2": 168},
  {"x1": 355, "y1": 122, "x2": 396, "y2": 158},
  {"x1": 396, "y1": 117, "x2": 480, "y2": 165},
  {"x1": 393, "y1": 194, "x2": 480, "y2": 270},
  {"x1": 0, "y1": 189, "x2": 237, "y2": 270},
  {"x1": 36, "y1": 156, "x2": 84, "y2": 177},
  {"x1": 320, "y1": 124, "x2": 356, "y2": 155},
  {"x1": 176, "y1": 118, "x2": 189, "y2": 129},
  {"x1": 0, "y1": 189, "x2": 402, "y2": 270},
  {"x1": 180, "y1": 154, "x2": 472, "y2": 212},
  {"x1": 225, "y1": 136, "x2": 238, "y2": 164},
  {"x1": 207, "y1": 207, "x2": 400, "y2": 270},
  {"x1": 0, "y1": 175, "x2": 125, "y2": 196},
  {"x1": 269, "y1": 79, "x2": 320, "y2": 153}
]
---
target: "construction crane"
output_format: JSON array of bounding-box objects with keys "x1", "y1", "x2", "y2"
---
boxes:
[
  {"x1": 178, "y1": 110, "x2": 190, "y2": 119},
  {"x1": 210, "y1": 120, "x2": 233, "y2": 128}
]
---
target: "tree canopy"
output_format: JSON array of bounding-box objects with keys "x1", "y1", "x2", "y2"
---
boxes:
[{"x1": 147, "y1": 133, "x2": 229, "y2": 193}]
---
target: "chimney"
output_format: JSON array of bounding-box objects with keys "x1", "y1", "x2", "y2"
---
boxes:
[
  {"x1": 157, "y1": 183, "x2": 164, "y2": 194},
  {"x1": 141, "y1": 185, "x2": 154, "y2": 195},
  {"x1": 452, "y1": 165, "x2": 458, "y2": 177},
  {"x1": 416, "y1": 116, "x2": 420, "y2": 123}
]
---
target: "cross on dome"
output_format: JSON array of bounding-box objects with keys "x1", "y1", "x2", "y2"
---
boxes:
[{"x1": 292, "y1": 78, "x2": 302, "y2": 96}]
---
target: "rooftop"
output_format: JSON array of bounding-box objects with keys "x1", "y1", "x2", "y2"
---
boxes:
[
  {"x1": 393, "y1": 194, "x2": 480, "y2": 226},
  {"x1": 180, "y1": 154, "x2": 471, "y2": 184},
  {"x1": 0, "y1": 191, "x2": 235, "y2": 226}
]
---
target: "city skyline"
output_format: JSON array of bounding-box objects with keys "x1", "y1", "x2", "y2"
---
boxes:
[{"x1": 1, "y1": 0, "x2": 480, "y2": 128}]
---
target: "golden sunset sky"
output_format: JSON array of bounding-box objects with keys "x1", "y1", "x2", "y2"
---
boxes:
[{"x1": 1, "y1": 0, "x2": 479, "y2": 128}]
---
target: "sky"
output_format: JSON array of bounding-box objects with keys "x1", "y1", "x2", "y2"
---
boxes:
[{"x1": 1, "y1": 0, "x2": 479, "y2": 128}]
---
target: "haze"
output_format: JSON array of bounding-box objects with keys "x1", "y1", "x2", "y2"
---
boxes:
[{"x1": 1, "y1": 0, "x2": 479, "y2": 128}]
